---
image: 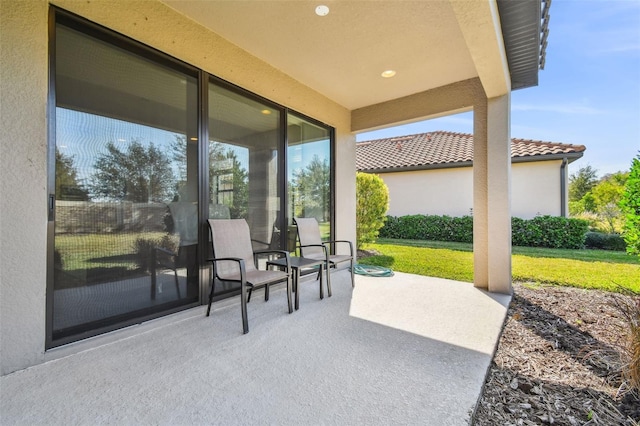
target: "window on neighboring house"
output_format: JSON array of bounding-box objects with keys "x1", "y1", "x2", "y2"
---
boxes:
[{"x1": 214, "y1": 173, "x2": 235, "y2": 205}]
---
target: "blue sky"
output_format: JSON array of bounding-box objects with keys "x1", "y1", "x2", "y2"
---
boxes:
[{"x1": 356, "y1": 0, "x2": 640, "y2": 177}]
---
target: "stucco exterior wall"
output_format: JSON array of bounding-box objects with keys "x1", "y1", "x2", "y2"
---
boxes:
[
  {"x1": 0, "y1": 0, "x2": 50, "y2": 377},
  {"x1": 382, "y1": 168, "x2": 474, "y2": 217},
  {"x1": 378, "y1": 159, "x2": 563, "y2": 220},
  {"x1": 0, "y1": 0, "x2": 354, "y2": 375},
  {"x1": 511, "y1": 160, "x2": 563, "y2": 219}
]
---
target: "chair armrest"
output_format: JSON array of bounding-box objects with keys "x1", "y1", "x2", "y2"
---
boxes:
[
  {"x1": 253, "y1": 249, "x2": 289, "y2": 257},
  {"x1": 323, "y1": 240, "x2": 354, "y2": 256},
  {"x1": 298, "y1": 244, "x2": 329, "y2": 261},
  {"x1": 298, "y1": 244, "x2": 327, "y2": 251},
  {"x1": 253, "y1": 250, "x2": 290, "y2": 270},
  {"x1": 207, "y1": 257, "x2": 246, "y2": 282},
  {"x1": 207, "y1": 256, "x2": 244, "y2": 263}
]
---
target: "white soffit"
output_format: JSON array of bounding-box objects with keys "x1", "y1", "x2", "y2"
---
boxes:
[{"x1": 163, "y1": 0, "x2": 482, "y2": 110}]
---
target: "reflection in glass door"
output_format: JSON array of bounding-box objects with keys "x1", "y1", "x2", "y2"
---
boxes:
[
  {"x1": 51, "y1": 19, "x2": 199, "y2": 345},
  {"x1": 287, "y1": 113, "x2": 332, "y2": 247},
  {"x1": 208, "y1": 81, "x2": 282, "y2": 296},
  {"x1": 50, "y1": 12, "x2": 336, "y2": 345}
]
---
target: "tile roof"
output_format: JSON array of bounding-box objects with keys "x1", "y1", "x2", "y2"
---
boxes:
[{"x1": 356, "y1": 131, "x2": 586, "y2": 172}]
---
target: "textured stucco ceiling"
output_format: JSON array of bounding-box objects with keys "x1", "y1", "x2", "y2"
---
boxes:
[{"x1": 163, "y1": 0, "x2": 485, "y2": 110}]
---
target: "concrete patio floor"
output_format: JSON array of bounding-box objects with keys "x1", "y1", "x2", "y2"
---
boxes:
[{"x1": 1, "y1": 270, "x2": 511, "y2": 425}]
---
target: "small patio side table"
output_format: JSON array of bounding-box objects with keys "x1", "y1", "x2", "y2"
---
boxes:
[{"x1": 267, "y1": 256, "x2": 325, "y2": 310}]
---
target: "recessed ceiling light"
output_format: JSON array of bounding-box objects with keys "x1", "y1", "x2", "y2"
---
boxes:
[
  {"x1": 381, "y1": 70, "x2": 396, "y2": 78},
  {"x1": 315, "y1": 5, "x2": 329, "y2": 16},
  {"x1": 261, "y1": 109, "x2": 272, "y2": 115},
  {"x1": 190, "y1": 137, "x2": 198, "y2": 141}
]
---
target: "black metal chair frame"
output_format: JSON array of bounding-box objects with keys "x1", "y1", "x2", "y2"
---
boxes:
[
  {"x1": 294, "y1": 217, "x2": 355, "y2": 297},
  {"x1": 206, "y1": 219, "x2": 292, "y2": 334}
]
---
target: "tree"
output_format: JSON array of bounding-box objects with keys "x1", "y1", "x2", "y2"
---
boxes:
[
  {"x1": 569, "y1": 166, "x2": 629, "y2": 233},
  {"x1": 55, "y1": 149, "x2": 89, "y2": 201},
  {"x1": 356, "y1": 172, "x2": 389, "y2": 250},
  {"x1": 569, "y1": 165, "x2": 598, "y2": 202},
  {"x1": 90, "y1": 140, "x2": 175, "y2": 203},
  {"x1": 209, "y1": 142, "x2": 249, "y2": 219},
  {"x1": 290, "y1": 155, "x2": 330, "y2": 222},
  {"x1": 620, "y1": 154, "x2": 640, "y2": 256},
  {"x1": 171, "y1": 136, "x2": 249, "y2": 217},
  {"x1": 590, "y1": 172, "x2": 628, "y2": 233}
]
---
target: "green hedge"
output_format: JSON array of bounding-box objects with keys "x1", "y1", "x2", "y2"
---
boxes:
[
  {"x1": 511, "y1": 216, "x2": 588, "y2": 249},
  {"x1": 381, "y1": 215, "x2": 473, "y2": 243},
  {"x1": 584, "y1": 232, "x2": 627, "y2": 251},
  {"x1": 379, "y1": 214, "x2": 589, "y2": 249}
]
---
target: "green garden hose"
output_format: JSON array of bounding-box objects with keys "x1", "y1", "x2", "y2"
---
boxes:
[{"x1": 352, "y1": 264, "x2": 394, "y2": 277}]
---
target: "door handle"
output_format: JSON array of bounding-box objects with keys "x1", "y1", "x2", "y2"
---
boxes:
[{"x1": 48, "y1": 194, "x2": 55, "y2": 221}]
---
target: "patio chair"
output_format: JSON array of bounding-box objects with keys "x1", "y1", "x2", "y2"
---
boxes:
[
  {"x1": 207, "y1": 219, "x2": 292, "y2": 334},
  {"x1": 293, "y1": 217, "x2": 354, "y2": 297}
]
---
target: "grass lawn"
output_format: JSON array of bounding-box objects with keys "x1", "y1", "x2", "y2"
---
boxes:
[
  {"x1": 362, "y1": 238, "x2": 640, "y2": 293},
  {"x1": 56, "y1": 231, "x2": 168, "y2": 272}
]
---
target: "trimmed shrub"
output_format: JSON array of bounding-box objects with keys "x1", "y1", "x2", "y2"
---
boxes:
[
  {"x1": 356, "y1": 172, "x2": 389, "y2": 249},
  {"x1": 511, "y1": 215, "x2": 588, "y2": 249},
  {"x1": 380, "y1": 214, "x2": 589, "y2": 249},
  {"x1": 379, "y1": 215, "x2": 473, "y2": 242},
  {"x1": 585, "y1": 232, "x2": 628, "y2": 251}
]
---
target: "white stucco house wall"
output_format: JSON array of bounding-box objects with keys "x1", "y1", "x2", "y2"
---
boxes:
[{"x1": 356, "y1": 131, "x2": 585, "y2": 219}]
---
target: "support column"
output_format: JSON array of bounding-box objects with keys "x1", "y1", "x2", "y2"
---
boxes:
[{"x1": 473, "y1": 94, "x2": 512, "y2": 294}]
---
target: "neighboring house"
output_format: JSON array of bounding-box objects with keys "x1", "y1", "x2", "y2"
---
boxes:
[
  {"x1": 357, "y1": 131, "x2": 585, "y2": 219},
  {"x1": 1, "y1": 0, "x2": 549, "y2": 375}
]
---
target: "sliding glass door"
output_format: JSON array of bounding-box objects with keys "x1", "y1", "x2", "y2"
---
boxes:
[
  {"x1": 49, "y1": 9, "x2": 334, "y2": 346},
  {"x1": 51, "y1": 16, "x2": 200, "y2": 345}
]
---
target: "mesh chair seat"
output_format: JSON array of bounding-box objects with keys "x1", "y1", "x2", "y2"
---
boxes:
[
  {"x1": 218, "y1": 269, "x2": 289, "y2": 287},
  {"x1": 303, "y1": 252, "x2": 352, "y2": 265}
]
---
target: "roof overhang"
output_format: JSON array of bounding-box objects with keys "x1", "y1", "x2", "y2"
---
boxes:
[
  {"x1": 497, "y1": 0, "x2": 550, "y2": 90},
  {"x1": 359, "y1": 152, "x2": 584, "y2": 175}
]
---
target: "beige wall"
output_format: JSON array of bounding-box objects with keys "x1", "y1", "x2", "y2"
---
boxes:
[
  {"x1": 0, "y1": 0, "x2": 354, "y2": 375},
  {"x1": 378, "y1": 159, "x2": 564, "y2": 220},
  {"x1": 0, "y1": 0, "x2": 50, "y2": 377},
  {"x1": 382, "y1": 168, "x2": 474, "y2": 217},
  {"x1": 512, "y1": 160, "x2": 564, "y2": 219}
]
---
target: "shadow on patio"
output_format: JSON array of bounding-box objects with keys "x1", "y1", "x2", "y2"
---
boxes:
[{"x1": 1, "y1": 270, "x2": 510, "y2": 425}]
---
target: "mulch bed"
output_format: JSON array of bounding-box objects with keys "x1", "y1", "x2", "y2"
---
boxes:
[{"x1": 473, "y1": 283, "x2": 640, "y2": 425}]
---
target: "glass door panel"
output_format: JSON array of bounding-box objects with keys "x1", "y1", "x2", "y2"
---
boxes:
[
  {"x1": 287, "y1": 114, "x2": 332, "y2": 249},
  {"x1": 208, "y1": 82, "x2": 281, "y2": 295},
  {"x1": 52, "y1": 22, "x2": 199, "y2": 344}
]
